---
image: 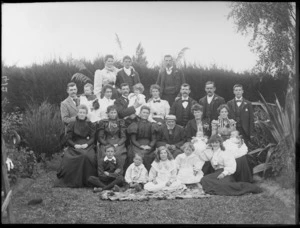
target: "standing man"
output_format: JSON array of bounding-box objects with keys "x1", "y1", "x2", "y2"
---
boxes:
[
  {"x1": 61, "y1": 82, "x2": 80, "y2": 132},
  {"x1": 114, "y1": 83, "x2": 142, "y2": 127},
  {"x1": 199, "y1": 81, "x2": 225, "y2": 137},
  {"x1": 116, "y1": 56, "x2": 141, "y2": 93},
  {"x1": 156, "y1": 55, "x2": 185, "y2": 106},
  {"x1": 156, "y1": 115, "x2": 187, "y2": 158},
  {"x1": 170, "y1": 83, "x2": 198, "y2": 127},
  {"x1": 227, "y1": 84, "x2": 254, "y2": 144}
]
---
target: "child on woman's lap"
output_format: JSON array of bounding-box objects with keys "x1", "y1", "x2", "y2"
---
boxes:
[
  {"x1": 223, "y1": 130, "x2": 248, "y2": 159},
  {"x1": 192, "y1": 131, "x2": 209, "y2": 162},
  {"x1": 128, "y1": 83, "x2": 146, "y2": 119}
]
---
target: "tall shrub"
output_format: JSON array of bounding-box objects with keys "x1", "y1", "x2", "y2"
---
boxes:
[{"x1": 21, "y1": 101, "x2": 64, "y2": 161}]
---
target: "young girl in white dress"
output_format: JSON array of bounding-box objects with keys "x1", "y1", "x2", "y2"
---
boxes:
[
  {"x1": 144, "y1": 146, "x2": 186, "y2": 192},
  {"x1": 175, "y1": 142, "x2": 204, "y2": 186},
  {"x1": 127, "y1": 83, "x2": 146, "y2": 118},
  {"x1": 79, "y1": 83, "x2": 100, "y2": 123}
]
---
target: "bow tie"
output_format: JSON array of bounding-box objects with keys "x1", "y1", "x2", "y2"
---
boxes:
[
  {"x1": 153, "y1": 100, "x2": 161, "y2": 103},
  {"x1": 105, "y1": 159, "x2": 116, "y2": 163},
  {"x1": 182, "y1": 100, "x2": 189, "y2": 103},
  {"x1": 236, "y1": 100, "x2": 242, "y2": 103}
]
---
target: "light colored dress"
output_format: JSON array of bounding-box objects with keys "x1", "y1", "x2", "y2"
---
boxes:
[
  {"x1": 128, "y1": 93, "x2": 146, "y2": 116},
  {"x1": 223, "y1": 138, "x2": 248, "y2": 159},
  {"x1": 125, "y1": 163, "x2": 149, "y2": 184},
  {"x1": 94, "y1": 66, "x2": 120, "y2": 100},
  {"x1": 147, "y1": 98, "x2": 170, "y2": 123},
  {"x1": 175, "y1": 153, "x2": 204, "y2": 184},
  {"x1": 210, "y1": 148, "x2": 236, "y2": 176},
  {"x1": 144, "y1": 159, "x2": 186, "y2": 192},
  {"x1": 98, "y1": 97, "x2": 115, "y2": 120},
  {"x1": 79, "y1": 95, "x2": 101, "y2": 123}
]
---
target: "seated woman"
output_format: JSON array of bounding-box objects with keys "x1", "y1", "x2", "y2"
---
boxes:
[
  {"x1": 144, "y1": 146, "x2": 186, "y2": 192},
  {"x1": 175, "y1": 142, "x2": 204, "y2": 186},
  {"x1": 98, "y1": 84, "x2": 116, "y2": 120},
  {"x1": 223, "y1": 130, "x2": 253, "y2": 183},
  {"x1": 200, "y1": 135, "x2": 262, "y2": 196},
  {"x1": 79, "y1": 83, "x2": 100, "y2": 123},
  {"x1": 98, "y1": 105, "x2": 127, "y2": 170},
  {"x1": 147, "y1": 84, "x2": 170, "y2": 125},
  {"x1": 127, "y1": 105, "x2": 158, "y2": 171},
  {"x1": 54, "y1": 104, "x2": 97, "y2": 188},
  {"x1": 211, "y1": 104, "x2": 236, "y2": 141},
  {"x1": 185, "y1": 104, "x2": 213, "y2": 176}
]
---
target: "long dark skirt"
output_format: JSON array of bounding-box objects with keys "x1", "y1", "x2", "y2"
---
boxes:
[
  {"x1": 233, "y1": 155, "x2": 253, "y2": 183},
  {"x1": 54, "y1": 146, "x2": 97, "y2": 188},
  {"x1": 128, "y1": 139, "x2": 155, "y2": 171},
  {"x1": 202, "y1": 161, "x2": 215, "y2": 176},
  {"x1": 200, "y1": 169, "x2": 262, "y2": 196}
]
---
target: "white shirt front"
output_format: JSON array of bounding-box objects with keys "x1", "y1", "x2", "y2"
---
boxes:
[
  {"x1": 124, "y1": 67, "x2": 131, "y2": 76},
  {"x1": 207, "y1": 94, "x2": 214, "y2": 104},
  {"x1": 235, "y1": 97, "x2": 243, "y2": 107},
  {"x1": 181, "y1": 97, "x2": 189, "y2": 109},
  {"x1": 166, "y1": 66, "x2": 173, "y2": 75}
]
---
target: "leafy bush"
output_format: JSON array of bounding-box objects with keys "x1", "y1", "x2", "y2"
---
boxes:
[
  {"x1": 21, "y1": 101, "x2": 65, "y2": 162},
  {"x1": 7, "y1": 146, "x2": 38, "y2": 185}
]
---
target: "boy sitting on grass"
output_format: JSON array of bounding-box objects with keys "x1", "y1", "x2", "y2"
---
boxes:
[{"x1": 88, "y1": 144, "x2": 124, "y2": 193}]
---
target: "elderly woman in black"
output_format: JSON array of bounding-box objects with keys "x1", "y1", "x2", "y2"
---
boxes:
[
  {"x1": 54, "y1": 104, "x2": 97, "y2": 188},
  {"x1": 98, "y1": 105, "x2": 127, "y2": 170}
]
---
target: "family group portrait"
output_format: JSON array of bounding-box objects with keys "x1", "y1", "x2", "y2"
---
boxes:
[{"x1": 1, "y1": 1, "x2": 297, "y2": 224}]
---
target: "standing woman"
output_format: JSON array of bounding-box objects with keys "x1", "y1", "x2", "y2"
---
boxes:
[
  {"x1": 211, "y1": 104, "x2": 236, "y2": 141},
  {"x1": 94, "y1": 54, "x2": 120, "y2": 100},
  {"x1": 200, "y1": 135, "x2": 262, "y2": 196},
  {"x1": 98, "y1": 84, "x2": 116, "y2": 120},
  {"x1": 54, "y1": 104, "x2": 97, "y2": 188},
  {"x1": 127, "y1": 105, "x2": 158, "y2": 171},
  {"x1": 147, "y1": 84, "x2": 170, "y2": 125},
  {"x1": 98, "y1": 105, "x2": 127, "y2": 170}
]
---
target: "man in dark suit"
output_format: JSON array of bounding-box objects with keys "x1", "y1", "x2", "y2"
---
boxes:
[
  {"x1": 156, "y1": 115, "x2": 187, "y2": 158},
  {"x1": 114, "y1": 83, "x2": 142, "y2": 127},
  {"x1": 198, "y1": 81, "x2": 225, "y2": 137},
  {"x1": 156, "y1": 55, "x2": 185, "y2": 106},
  {"x1": 170, "y1": 83, "x2": 198, "y2": 127},
  {"x1": 60, "y1": 82, "x2": 80, "y2": 133},
  {"x1": 227, "y1": 84, "x2": 254, "y2": 144},
  {"x1": 116, "y1": 56, "x2": 141, "y2": 93}
]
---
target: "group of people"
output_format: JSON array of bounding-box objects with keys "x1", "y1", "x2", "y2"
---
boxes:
[{"x1": 54, "y1": 54, "x2": 262, "y2": 196}]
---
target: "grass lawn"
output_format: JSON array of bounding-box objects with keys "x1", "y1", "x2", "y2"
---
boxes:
[{"x1": 6, "y1": 170, "x2": 295, "y2": 224}]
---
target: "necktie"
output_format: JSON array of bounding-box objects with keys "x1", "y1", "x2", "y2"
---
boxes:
[
  {"x1": 153, "y1": 100, "x2": 161, "y2": 103},
  {"x1": 73, "y1": 98, "x2": 78, "y2": 106}
]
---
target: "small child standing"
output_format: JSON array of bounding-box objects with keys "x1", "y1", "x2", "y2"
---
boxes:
[
  {"x1": 124, "y1": 153, "x2": 149, "y2": 192},
  {"x1": 144, "y1": 146, "x2": 186, "y2": 192},
  {"x1": 223, "y1": 130, "x2": 248, "y2": 159},
  {"x1": 87, "y1": 144, "x2": 124, "y2": 192},
  {"x1": 127, "y1": 83, "x2": 146, "y2": 118},
  {"x1": 175, "y1": 142, "x2": 204, "y2": 186},
  {"x1": 79, "y1": 83, "x2": 100, "y2": 123}
]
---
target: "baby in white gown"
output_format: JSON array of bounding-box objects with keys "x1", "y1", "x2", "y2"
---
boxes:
[
  {"x1": 175, "y1": 142, "x2": 204, "y2": 185},
  {"x1": 191, "y1": 131, "x2": 209, "y2": 162},
  {"x1": 223, "y1": 130, "x2": 248, "y2": 159}
]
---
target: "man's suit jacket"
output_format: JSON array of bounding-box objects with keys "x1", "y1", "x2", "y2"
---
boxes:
[
  {"x1": 60, "y1": 96, "x2": 78, "y2": 126},
  {"x1": 156, "y1": 124, "x2": 186, "y2": 149},
  {"x1": 170, "y1": 97, "x2": 198, "y2": 127},
  {"x1": 156, "y1": 67, "x2": 185, "y2": 96},
  {"x1": 198, "y1": 94, "x2": 225, "y2": 123},
  {"x1": 114, "y1": 96, "x2": 136, "y2": 119},
  {"x1": 115, "y1": 68, "x2": 140, "y2": 92},
  {"x1": 227, "y1": 98, "x2": 254, "y2": 137}
]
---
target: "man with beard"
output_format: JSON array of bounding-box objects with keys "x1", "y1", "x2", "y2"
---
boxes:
[
  {"x1": 114, "y1": 83, "x2": 142, "y2": 127},
  {"x1": 170, "y1": 83, "x2": 198, "y2": 127},
  {"x1": 198, "y1": 81, "x2": 225, "y2": 137},
  {"x1": 156, "y1": 115, "x2": 187, "y2": 158},
  {"x1": 61, "y1": 82, "x2": 80, "y2": 133},
  {"x1": 156, "y1": 55, "x2": 186, "y2": 107}
]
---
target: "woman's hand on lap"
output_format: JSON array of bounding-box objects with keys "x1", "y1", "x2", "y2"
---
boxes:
[{"x1": 217, "y1": 173, "x2": 225, "y2": 179}]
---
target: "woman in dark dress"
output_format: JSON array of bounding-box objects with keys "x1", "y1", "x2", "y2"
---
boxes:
[
  {"x1": 54, "y1": 104, "x2": 97, "y2": 188},
  {"x1": 98, "y1": 105, "x2": 127, "y2": 170},
  {"x1": 200, "y1": 135, "x2": 262, "y2": 196},
  {"x1": 127, "y1": 105, "x2": 158, "y2": 171},
  {"x1": 185, "y1": 104, "x2": 214, "y2": 176}
]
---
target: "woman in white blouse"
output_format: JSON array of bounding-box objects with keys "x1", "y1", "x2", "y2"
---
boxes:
[
  {"x1": 147, "y1": 84, "x2": 170, "y2": 125},
  {"x1": 200, "y1": 134, "x2": 262, "y2": 196},
  {"x1": 98, "y1": 85, "x2": 115, "y2": 120},
  {"x1": 94, "y1": 55, "x2": 120, "y2": 100}
]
